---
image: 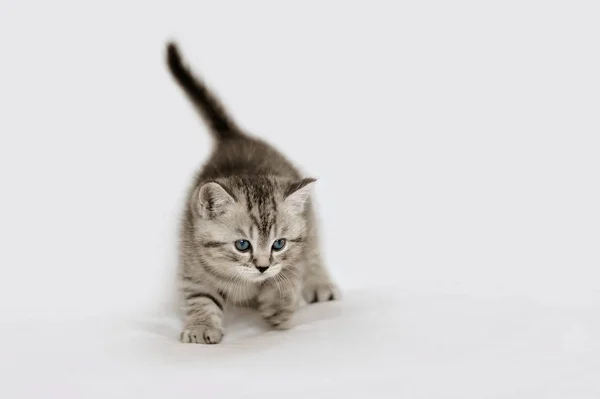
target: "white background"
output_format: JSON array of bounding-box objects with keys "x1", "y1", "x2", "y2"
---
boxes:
[{"x1": 1, "y1": 1, "x2": 599, "y2": 398}]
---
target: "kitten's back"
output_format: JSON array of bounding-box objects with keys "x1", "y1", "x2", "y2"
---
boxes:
[
  {"x1": 199, "y1": 138, "x2": 301, "y2": 181},
  {"x1": 166, "y1": 42, "x2": 301, "y2": 182}
]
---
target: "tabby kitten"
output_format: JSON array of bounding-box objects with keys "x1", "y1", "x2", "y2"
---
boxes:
[{"x1": 167, "y1": 43, "x2": 339, "y2": 344}]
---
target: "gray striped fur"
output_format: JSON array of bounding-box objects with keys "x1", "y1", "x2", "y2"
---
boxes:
[{"x1": 168, "y1": 43, "x2": 339, "y2": 344}]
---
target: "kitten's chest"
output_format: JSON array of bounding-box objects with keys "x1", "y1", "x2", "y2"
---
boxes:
[{"x1": 222, "y1": 282, "x2": 261, "y2": 307}]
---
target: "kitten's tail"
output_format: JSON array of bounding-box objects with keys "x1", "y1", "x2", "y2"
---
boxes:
[{"x1": 166, "y1": 42, "x2": 240, "y2": 140}]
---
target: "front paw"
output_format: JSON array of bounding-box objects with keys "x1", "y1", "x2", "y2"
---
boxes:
[
  {"x1": 303, "y1": 280, "x2": 340, "y2": 304},
  {"x1": 258, "y1": 287, "x2": 298, "y2": 329},
  {"x1": 259, "y1": 302, "x2": 295, "y2": 329},
  {"x1": 181, "y1": 324, "x2": 224, "y2": 344}
]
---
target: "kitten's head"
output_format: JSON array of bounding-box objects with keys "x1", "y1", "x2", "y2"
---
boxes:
[{"x1": 190, "y1": 176, "x2": 314, "y2": 283}]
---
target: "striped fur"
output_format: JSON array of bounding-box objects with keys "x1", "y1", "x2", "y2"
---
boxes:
[{"x1": 168, "y1": 42, "x2": 339, "y2": 344}]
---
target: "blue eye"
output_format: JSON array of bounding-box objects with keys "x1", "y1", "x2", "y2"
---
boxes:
[
  {"x1": 234, "y1": 240, "x2": 251, "y2": 252},
  {"x1": 272, "y1": 239, "x2": 286, "y2": 251}
]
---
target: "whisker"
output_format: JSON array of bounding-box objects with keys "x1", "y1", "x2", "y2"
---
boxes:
[
  {"x1": 274, "y1": 274, "x2": 283, "y2": 299},
  {"x1": 280, "y1": 274, "x2": 294, "y2": 295},
  {"x1": 285, "y1": 268, "x2": 301, "y2": 280}
]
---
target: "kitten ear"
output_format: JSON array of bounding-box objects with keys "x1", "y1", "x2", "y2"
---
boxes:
[
  {"x1": 196, "y1": 182, "x2": 235, "y2": 219},
  {"x1": 284, "y1": 178, "x2": 316, "y2": 214}
]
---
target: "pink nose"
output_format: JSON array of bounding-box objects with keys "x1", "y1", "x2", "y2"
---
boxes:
[{"x1": 254, "y1": 256, "x2": 270, "y2": 268}]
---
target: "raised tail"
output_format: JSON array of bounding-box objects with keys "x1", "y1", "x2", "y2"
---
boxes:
[{"x1": 166, "y1": 42, "x2": 240, "y2": 140}]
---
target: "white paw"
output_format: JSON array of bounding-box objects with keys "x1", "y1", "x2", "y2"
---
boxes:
[
  {"x1": 303, "y1": 281, "x2": 340, "y2": 304},
  {"x1": 181, "y1": 325, "x2": 224, "y2": 344}
]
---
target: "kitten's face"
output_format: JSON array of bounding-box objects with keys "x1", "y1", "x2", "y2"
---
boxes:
[{"x1": 192, "y1": 177, "x2": 313, "y2": 283}]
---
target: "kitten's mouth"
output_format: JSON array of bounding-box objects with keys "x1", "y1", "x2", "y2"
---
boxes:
[{"x1": 239, "y1": 264, "x2": 282, "y2": 282}]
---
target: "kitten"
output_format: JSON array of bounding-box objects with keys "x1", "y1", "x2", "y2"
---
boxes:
[{"x1": 166, "y1": 43, "x2": 339, "y2": 344}]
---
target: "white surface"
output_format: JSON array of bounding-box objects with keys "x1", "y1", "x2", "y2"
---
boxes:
[
  {"x1": 1, "y1": 1, "x2": 599, "y2": 397},
  {"x1": 2, "y1": 292, "x2": 600, "y2": 398}
]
